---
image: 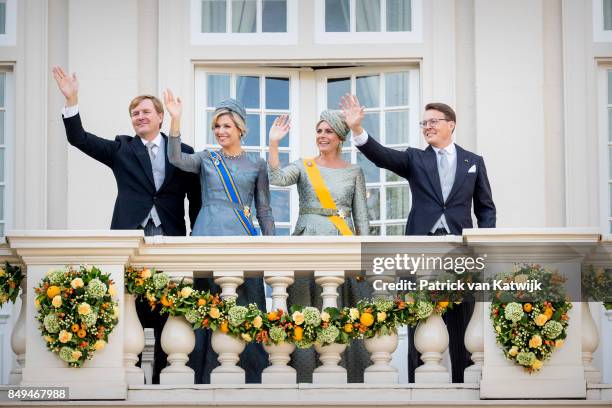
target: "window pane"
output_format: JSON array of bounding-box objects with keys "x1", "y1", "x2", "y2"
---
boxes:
[
  {"x1": 387, "y1": 0, "x2": 411, "y2": 32},
  {"x1": 276, "y1": 227, "x2": 291, "y2": 236},
  {"x1": 356, "y1": 75, "x2": 380, "y2": 108},
  {"x1": 326, "y1": 0, "x2": 350, "y2": 32},
  {"x1": 385, "y1": 110, "x2": 410, "y2": 144},
  {"x1": 202, "y1": 0, "x2": 226, "y2": 33},
  {"x1": 0, "y1": 111, "x2": 4, "y2": 145},
  {"x1": 363, "y1": 112, "x2": 380, "y2": 141},
  {"x1": 366, "y1": 187, "x2": 380, "y2": 221},
  {"x1": 271, "y1": 189, "x2": 290, "y2": 222},
  {"x1": 266, "y1": 151, "x2": 290, "y2": 168},
  {"x1": 358, "y1": 152, "x2": 380, "y2": 183},
  {"x1": 386, "y1": 185, "x2": 409, "y2": 219},
  {"x1": 266, "y1": 115, "x2": 289, "y2": 147},
  {"x1": 386, "y1": 72, "x2": 409, "y2": 106},
  {"x1": 386, "y1": 170, "x2": 402, "y2": 182},
  {"x1": 369, "y1": 225, "x2": 381, "y2": 235},
  {"x1": 206, "y1": 111, "x2": 215, "y2": 144},
  {"x1": 232, "y1": 0, "x2": 257, "y2": 33},
  {"x1": 207, "y1": 74, "x2": 230, "y2": 106},
  {"x1": 263, "y1": 0, "x2": 287, "y2": 32},
  {"x1": 386, "y1": 224, "x2": 405, "y2": 235},
  {"x1": 327, "y1": 77, "x2": 350, "y2": 109},
  {"x1": 356, "y1": 0, "x2": 381, "y2": 32},
  {"x1": 265, "y1": 77, "x2": 289, "y2": 110},
  {"x1": 0, "y1": 185, "x2": 3, "y2": 220},
  {"x1": 605, "y1": 0, "x2": 612, "y2": 31},
  {"x1": 236, "y1": 75, "x2": 260, "y2": 109},
  {"x1": 242, "y1": 114, "x2": 260, "y2": 146}
]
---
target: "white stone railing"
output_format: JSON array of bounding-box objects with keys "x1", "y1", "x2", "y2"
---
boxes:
[{"x1": 0, "y1": 229, "x2": 609, "y2": 401}]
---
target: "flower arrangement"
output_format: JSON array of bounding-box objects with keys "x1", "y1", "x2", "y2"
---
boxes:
[
  {"x1": 490, "y1": 264, "x2": 571, "y2": 372},
  {"x1": 582, "y1": 265, "x2": 612, "y2": 310},
  {"x1": 35, "y1": 265, "x2": 119, "y2": 367},
  {"x1": 124, "y1": 266, "x2": 171, "y2": 311},
  {"x1": 0, "y1": 262, "x2": 24, "y2": 307}
]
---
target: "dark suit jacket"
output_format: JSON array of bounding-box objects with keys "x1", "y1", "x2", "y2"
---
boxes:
[
  {"x1": 63, "y1": 113, "x2": 201, "y2": 236},
  {"x1": 357, "y1": 136, "x2": 496, "y2": 235}
]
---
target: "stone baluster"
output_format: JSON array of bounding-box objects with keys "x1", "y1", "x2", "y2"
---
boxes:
[
  {"x1": 262, "y1": 272, "x2": 296, "y2": 384},
  {"x1": 313, "y1": 271, "x2": 347, "y2": 384},
  {"x1": 581, "y1": 302, "x2": 601, "y2": 383},
  {"x1": 414, "y1": 312, "x2": 450, "y2": 383},
  {"x1": 210, "y1": 272, "x2": 246, "y2": 384},
  {"x1": 463, "y1": 301, "x2": 484, "y2": 383},
  {"x1": 9, "y1": 278, "x2": 26, "y2": 385},
  {"x1": 123, "y1": 293, "x2": 145, "y2": 385}
]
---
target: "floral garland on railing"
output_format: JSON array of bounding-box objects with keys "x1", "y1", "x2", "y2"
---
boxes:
[
  {"x1": 35, "y1": 265, "x2": 119, "y2": 367},
  {"x1": 582, "y1": 265, "x2": 612, "y2": 310},
  {"x1": 490, "y1": 264, "x2": 571, "y2": 373},
  {"x1": 0, "y1": 262, "x2": 24, "y2": 307},
  {"x1": 124, "y1": 266, "x2": 450, "y2": 347}
]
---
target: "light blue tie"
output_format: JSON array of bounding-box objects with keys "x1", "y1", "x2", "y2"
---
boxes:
[{"x1": 438, "y1": 149, "x2": 452, "y2": 201}]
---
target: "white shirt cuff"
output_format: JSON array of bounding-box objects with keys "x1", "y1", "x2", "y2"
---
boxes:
[
  {"x1": 62, "y1": 104, "x2": 79, "y2": 118},
  {"x1": 350, "y1": 129, "x2": 369, "y2": 146}
]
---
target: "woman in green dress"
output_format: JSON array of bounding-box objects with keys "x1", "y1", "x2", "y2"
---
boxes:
[{"x1": 267, "y1": 110, "x2": 371, "y2": 382}]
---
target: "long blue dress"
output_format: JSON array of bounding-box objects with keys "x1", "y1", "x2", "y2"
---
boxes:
[{"x1": 168, "y1": 136, "x2": 275, "y2": 383}]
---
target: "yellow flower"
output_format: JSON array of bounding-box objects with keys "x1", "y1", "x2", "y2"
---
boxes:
[
  {"x1": 555, "y1": 339, "x2": 564, "y2": 348},
  {"x1": 44, "y1": 335, "x2": 54, "y2": 343},
  {"x1": 508, "y1": 346, "x2": 518, "y2": 356},
  {"x1": 71, "y1": 350, "x2": 82, "y2": 361},
  {"x1": 523, "y1": 303, "x2": 533, "y2": 313},
  {"x1": 77, "y1": 329, "x2": 87, "y2": 338},
  {"x1": 252, "y1": 315, "x2": 263, "y2": 329},
  {"x1": 34, "y1": 298, "x2": 41, "y2": 310},
  {"x1": 108, "y1": 284, "x2": 117, "y2": 297},
  {"x1": 534, "y1": 314, "x2": 548, "y2": 326},
  {"x1": 52, "y1": 295, "x2": 62, "y2": 308},
  {"x1": 241, "y1": 333, "x2": 252, "y2": 342},
  {"x1": 531, "y1": 359, "x2": 543, "y2": 370},
  {"x1": 377, "y1": 311, "x2": 387, "y2": 322},
  {"x1": 46, "y1": 286, "x2": 61, "y2": 299},
  {"x1": 529, "y1": 335, "x2": 542, "y2": 348},
  {"x1": 58, "y1": 330, "x2": 72, "y2": 343},
  {"x1": 180, "y1": 287, "x2": 193, "y2": 298},
  {"x1": 514, "y1": 274, "x2": 528, "y2": 284},
  {"x1": 344, "y1": 323, "x2": 353, "y2": 333},
  {"x1": 495, "y1": 325, "x2": 501, "y2": 333},
  {"x1": 321, "y1": 312, "x2": 330, "y2": 323},
  {"x1": 437, "y1": 301, "x2": 449, "y2": 309},
  {"x1": 78, "y1": 303, "x2": 92, "y2": 315},
  {"x1": 292, "y1": 311, "x2": 305, "y2": 326},
  {"x1": 293, "y1": 326, "x2": 304, "y2": 341},
  {"x1": 0, "y1": 268, "x2": 5, "y2": 277},
  {"x1": 209, "y1": 307, "x2": 221, "y2": 319},
  {"x1": 140, "y1": 269, "x2": 152, "y2": 279},
  {"x1": 70, "y1": 278, "x2": 84, "y2": 289},
  {"x1": 146, "y1": 293, "x2": 156, "y2": 303},
  {"x1": 349, "y1": 308, "x2": 360, "y2": 321},
  {"x1": 94, "y1": 340, "x2": 106, "y2": 350},
  {"x1": 544, "y1": 307, "x2": 554, "y2": 320},
  {"x1": 360, "y1": 312, "x2": 374, "y2": 327}
]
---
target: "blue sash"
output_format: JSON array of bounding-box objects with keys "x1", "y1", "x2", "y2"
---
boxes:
[{"x1": 207, "y1": 151, "x2": 258, "y2": 236}]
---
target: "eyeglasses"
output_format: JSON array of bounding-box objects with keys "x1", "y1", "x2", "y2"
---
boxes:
[{"x1": 419, "y1": 118, "x2": 450, "y2": 128}]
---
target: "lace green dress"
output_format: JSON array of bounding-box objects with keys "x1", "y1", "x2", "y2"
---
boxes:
[{"x1": 269, "y1": 159, "x2": 372, "y2": 383}]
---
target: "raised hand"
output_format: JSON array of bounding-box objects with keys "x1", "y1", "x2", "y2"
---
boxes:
[
  {"x1": 339, "y1": 94, "x2": 365, "y2": 133},
  {"x1": 163, "y1": 89, "x2": 182, "y2": 120},
  {"x1": 52, "y1": 66, "x2": 79, "y2": 106},
  {"x1": 269, "y1": 115, "x2": 291, "y2": 144}
]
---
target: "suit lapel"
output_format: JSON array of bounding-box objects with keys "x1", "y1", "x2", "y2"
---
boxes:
[
  {"x1": 446, "y1": 145, "x2": 470, "y2": 204},
  {"x1": 129, "y1": 136, "x2": 156, "y2": 188},
  {"x1": 424, "y1": 145, "x2": 444, "y2": 204},
  {"x1": 159, "y1": 135, "x2": 175, "y2": 191}
]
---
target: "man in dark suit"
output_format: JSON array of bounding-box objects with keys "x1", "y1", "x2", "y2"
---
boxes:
[
  {"x1": 341, "y1": 95, "x2": 496, "y2": 382},
  {"x1": 52, "y1": 67, "x2": 201, "y2": 383}
]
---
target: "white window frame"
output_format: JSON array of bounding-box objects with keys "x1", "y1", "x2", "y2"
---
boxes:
[
  {"x1": 194, "y1": 66, "x2": 301, "y2": 234},
  {"x1": 316, "y1": 66, "x2": 420, "y2": 235},
  {"x1": 0, "y1": 67, "x2": 13, "y2": 237},
  {"x1": 191, "y1": 0, "x2": 298, "y2": 45},
  {"x1": 594, "y1": 0, "x2": 612, "y2": 42},
  {"x1": 0, "y1": 0, "x2": 16, "y2": 47},
  {"x1": 315, "y1": 0, "x2": 422, "y2": 44},
  {"x1": 599, "y1": 65, "x2": 612, "y2": 234}
]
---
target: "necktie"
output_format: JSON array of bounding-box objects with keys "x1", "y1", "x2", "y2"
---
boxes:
[
  {"x1": 146, "y1": 142, "x2": 157, "y2": 161},
  {"x1": 438, "y1": 149, "x2": 452, "y2": 200}
]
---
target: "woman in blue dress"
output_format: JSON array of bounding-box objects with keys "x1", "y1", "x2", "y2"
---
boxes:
[{"x1": 164, "y1": 90, "x2": 274, "y2": 383}]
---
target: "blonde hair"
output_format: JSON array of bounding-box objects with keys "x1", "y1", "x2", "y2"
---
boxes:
[{"x1": 210, "y1": 109, "x2": 248, "y2": 138}]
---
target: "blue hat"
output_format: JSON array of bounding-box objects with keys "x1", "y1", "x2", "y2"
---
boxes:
[{"x1": 215, "y1": 98, "x2": 247, "y2": 123}]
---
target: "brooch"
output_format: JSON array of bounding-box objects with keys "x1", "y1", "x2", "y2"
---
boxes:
[
  {"x1": 336, "y1": 208, "x2": 346, "y2": 219},
  {"x1": 243, "y1": 205, "x2": 251, "y2": 217},
  {"x1": 306, "y1": 160, "x2": 313, "y2": 167}
]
